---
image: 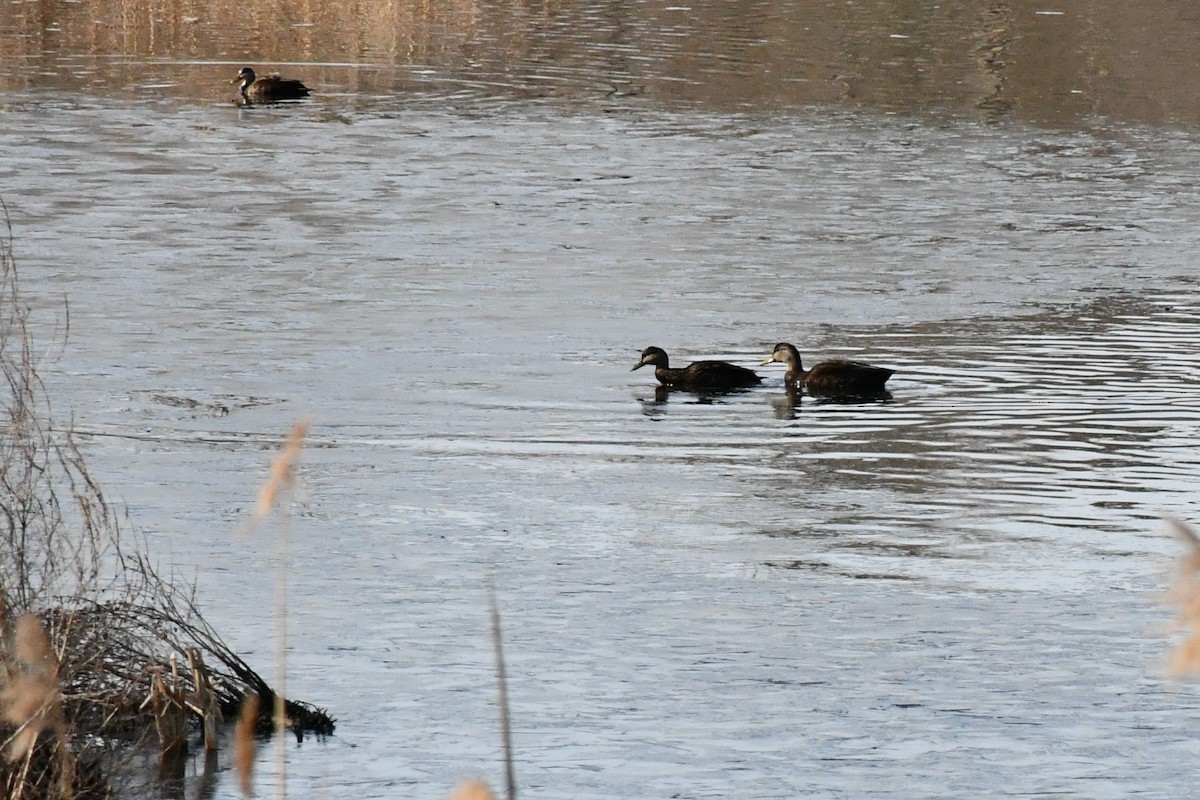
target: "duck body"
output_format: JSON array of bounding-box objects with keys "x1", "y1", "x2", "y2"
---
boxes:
[
  {"x1": 632, "y1": 346, "x2": 761, "y2": 390},
  {"x1": 233, "y1": 67, "x2": 311, "y2": 103},
  {"x1": 761, "y1": 342, "x2": 893, "y2": 396}
]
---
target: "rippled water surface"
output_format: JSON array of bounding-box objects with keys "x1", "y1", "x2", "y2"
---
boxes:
[{"x1": 4, "y1": 3, "x2": 1200, "y2": 798}]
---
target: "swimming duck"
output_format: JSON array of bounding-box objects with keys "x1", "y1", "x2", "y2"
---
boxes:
[
  {"x1": 761, "y1": 342, "x2": 894, "y2": 395},
  {"x1": 232, "y1": 67, "x2": 311, "y2": 103},
  {"x1": 632, "y1": 346, "x2": 762, "y2": 390}
]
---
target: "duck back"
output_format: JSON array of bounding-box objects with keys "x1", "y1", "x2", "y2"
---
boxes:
[
  {"x1": 662, "y1": 360, "x2": 761, "y2": 389},
  {"x1": 250, "y1": 76, "x2": 310, "y2": 102},
  {"x1": 803, "y1": 360, "x2": 894, "y2": 395}
]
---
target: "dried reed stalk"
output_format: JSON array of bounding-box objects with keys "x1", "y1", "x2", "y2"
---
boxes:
[
  {"x1": 1166, "y1": 518, "x2": 1200, "y2": 677},
  {"x1": 234, "y1": 693, "x2": 261, "y2": 797},
  {"x1": 144, "y1": 665, "x2": 187, "y2": 755},
  {"x1": 1, "y1": 614, "x2": 64, "y2": 759},
  {"x1": 0, "y1": 614, "x2": 74, "y2": 798},
  {"x1": 243, "y1": 416, "x2": 313, "y2": 800},
  {"x1": 0, "y1": 205, "x2": 332, "y2": 799},
  {"x1": 488, "y1": 580, "x2": 516, "y2": 800},
  {"x1": 251, "y1": 417, "x2": 311, "y2": 523},
  {"x1": 187, "y1": 648, "x2": 223, "y2": 751},
  {"x1": 449, "y1": 778, "x2": 496, "y2": 800}
]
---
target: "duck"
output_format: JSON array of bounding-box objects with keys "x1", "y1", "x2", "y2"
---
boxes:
[
  {"x1": 232, "y1": 67, "x2": 311, "y2": 103},
  {"x1": 760, "y1": 342, "x2": 894, "y2": 395},
  {"x1": 632, "y1": 346, "x2": 762, "y2": 390}
]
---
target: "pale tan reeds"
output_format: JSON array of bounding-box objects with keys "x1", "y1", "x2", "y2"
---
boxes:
[
  {"x1": 251, "y1": 417, "x2": 312, "y2": 523},
  {"x1": 0, "y1": 208, "x2": 331, "y2": 798},
  {"x1": 449, "y1": 778, "x2": 496, "y2": 800},
  {"x1": 243, "y1": 416, "x2": 313, "y2": 800},
  {"x1": 1, "y1": 614, "x2": 64, "y2": 760},
  {"x1": 143, "y1": 658, "x2": 188, "y2": 755},
  {"x1": 1, "y1": 614, "x2": 74, "y2": 797},
  {"x1": 188, "y1": 648, "x2": 224, "y2": 750},
  {"x1": 1165, "y1": 518, "x2": 1200, "y2": 678},
  {"x1": 234, "y1": 692, "x2": 261, "y2": 797}
]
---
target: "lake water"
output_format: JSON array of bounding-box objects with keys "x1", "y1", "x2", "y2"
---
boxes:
[{"x1": 3, "y1": 1, "x2": 1200, "y2": 797}]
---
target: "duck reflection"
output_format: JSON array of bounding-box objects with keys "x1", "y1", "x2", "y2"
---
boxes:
[
  {"x1": 638, "y1": 383, "x2": 760, "y2": 416},
  {"x1": 770, "y1": 386, "x2": 803, "y2": 419},
  {"x1": 769, "y1": 385, "x2": 893, "y2": 419}
]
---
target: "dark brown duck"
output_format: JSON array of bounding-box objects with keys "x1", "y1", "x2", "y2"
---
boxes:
[
  {"x1": 632, "y1": 346, "x2": 762, "y2": 390},
  {"x1": 232, "y1": 67, "x2": 311, "y2": 103},
  {"x1": 760, "y1": 342, "x2": 894, "y2": 395}
]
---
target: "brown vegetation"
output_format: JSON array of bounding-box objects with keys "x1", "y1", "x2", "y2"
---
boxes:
[
  {"x1": 449, "y1": 779, "x2": 496, "y2": 800},
  {"x1": 1166, "y1": 518, "x2": 1200, "y2": 678},
  {"x1": 0, "y1": 207, "x2": 332, "y2": 799}
]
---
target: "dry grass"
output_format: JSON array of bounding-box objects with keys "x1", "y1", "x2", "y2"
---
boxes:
[
  {"x1": 0, "y1": 614, "x2": 74, "y2": 799},
  {"x1": 0, "y1": 206, "x2": 331, "y2": 799},
  {"x1": 234, "y1": 693, "x2": 261, "y2": 797},
  {"x1": 250, "y1": 417, "x2": 311, "y2": 524},
  {"x1": 1, "y1": 615, "x2": 63, "y2": 760},
  {"x1": 240, "y1": 415, "x2": 315, "y2": 800},
  {"x1": 0, "y1": 207, "x2": 526, "y2": 799},
  {"x1": 1165, "y1": 518, "x2": 1200, "y2": 678},
  {"x1": 449, "y1": 778, "x2": 496, "y2": 800}
]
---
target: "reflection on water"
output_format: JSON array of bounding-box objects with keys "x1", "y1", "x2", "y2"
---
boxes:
[
  {"x1": 607, "y1": 288, "x2": 1200, "y2": 591},
  {"x1": 766, "y1": 388, "x2": 894, "y2": 420},
  {"x1": 5, "y1": 0, "x2": 1200, "y2": 122},
  {"x1": 637, "y1": 383, "x2": 765, "y2": 417},
  {"x1": 740, "y1": 292, "x2": 1200, "y2": 587}
]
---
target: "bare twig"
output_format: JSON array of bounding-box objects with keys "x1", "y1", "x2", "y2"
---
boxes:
[{"x1": 487, "y1": 578, "x2": 516, "y2": 800}]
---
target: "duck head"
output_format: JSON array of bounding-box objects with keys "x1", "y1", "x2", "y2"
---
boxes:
[
  {"x1": 761, "y1": 342, "x2": 801, "y2": 367},
  {"x1": 632, "y1": 346, "x2": 669, "y2": 371},
  {"x1": 231, "y1": 67, "x2": 256, "y2": 94}
]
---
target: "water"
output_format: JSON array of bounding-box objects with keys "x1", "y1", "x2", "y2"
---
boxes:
[{"x1": 4, "y1": 2, "x2": 1200, "y2": 797}]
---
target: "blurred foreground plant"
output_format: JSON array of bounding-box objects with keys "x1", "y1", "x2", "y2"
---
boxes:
[
  {"x1": 1166, "y1": 518, "x2": 1200, "y2": 678},
  {"x1": 0, "y1": 205, "x2": 331, "y2": 799}
]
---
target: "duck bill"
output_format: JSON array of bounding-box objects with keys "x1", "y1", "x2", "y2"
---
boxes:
[
  {"x1": 631, "y1": 362, "x2": 646, "y2": 372},
  {"x1": 759, "y1": 356, "x2": 775, "y2": 366}
]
